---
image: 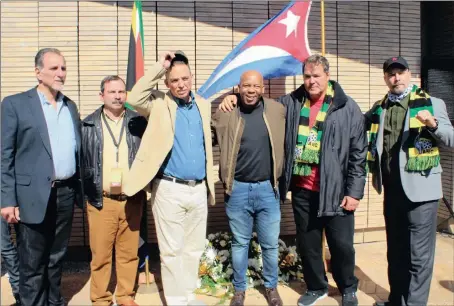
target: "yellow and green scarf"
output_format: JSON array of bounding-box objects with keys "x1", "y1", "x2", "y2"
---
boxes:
[
  {"x1": 293, "y1": 82, "x2": 334, "y2": 176},
  {"x1": 367, "y1": 85, "x2": 440, "y2": 172}
]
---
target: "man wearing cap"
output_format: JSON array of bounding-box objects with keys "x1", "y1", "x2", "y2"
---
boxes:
[
  {"x1": 123, "y1": 51, "x2": 215, "y2": 306},
  {"x1": 366, "y1": 56, "x2": 454, "y2": 306}
]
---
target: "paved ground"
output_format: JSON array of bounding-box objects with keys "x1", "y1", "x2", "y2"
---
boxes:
[{"x1": 1, "y1": 234, "x2": 453, "y2": 306}]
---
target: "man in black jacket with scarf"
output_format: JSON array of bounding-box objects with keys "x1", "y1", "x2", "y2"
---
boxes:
[
  {"x1": 219, "y1": 55, "x2": 367, "y2": 306},
  {"x1": 82, "y1": 75, "x2": 147, "y2": 306}
]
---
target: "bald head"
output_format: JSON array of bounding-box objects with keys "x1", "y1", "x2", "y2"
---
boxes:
[{"x1": 238, "y1": 70, "x2": 264, "y2": 107}]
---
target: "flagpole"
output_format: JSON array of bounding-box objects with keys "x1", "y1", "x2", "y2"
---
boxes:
[
  {"x1": 321, "y1": 1, "x2": 326, "y2": 55},
  {"x1": 320, "y1": 0, "x2": 328, "y2": 271}
]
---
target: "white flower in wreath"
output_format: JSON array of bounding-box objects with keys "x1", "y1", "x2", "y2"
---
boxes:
[
  {"x1": 220, "y1": 255, "x2": 228, "y2": 263},
  {"x1": 205, "y1": 247, "x2": 217, "y2": 264},
  {"x1": 220, "y1": 240, "x2": 227, "y2": 247},
  {"x1": 207, "y1": 234, "x2": 215, "y2": 241}
]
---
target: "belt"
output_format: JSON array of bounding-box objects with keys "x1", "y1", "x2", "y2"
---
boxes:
[
  {"x1": 102, "y1": 191, "x2": 128, "y2": 201},
  {"x1": 52, "y1": 176, "x2": 76, "y2": 188},
  {"x1": 156, "y1": 174, "x2": 204, "y2": 187}
]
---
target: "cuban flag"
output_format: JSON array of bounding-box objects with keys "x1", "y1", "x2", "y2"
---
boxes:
[{"x1": 197, "y1": 1, "x2": 312, "y2": 99}]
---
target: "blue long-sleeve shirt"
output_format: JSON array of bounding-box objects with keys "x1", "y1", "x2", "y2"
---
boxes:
[
  {"x1": 38, "y1": 90, "x2": 76, "y2": 180},
  {"x1": 161, "y1": 93, "x2": 206, "y2": 180}
]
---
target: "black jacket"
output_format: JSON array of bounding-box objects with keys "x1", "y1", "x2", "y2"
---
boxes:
[
  {"x1": 278, "y1": 81, "x2": 367, "y2": 216},
  {"x1": 81, "y1": 107, "x2": 147, "y2": 208}
]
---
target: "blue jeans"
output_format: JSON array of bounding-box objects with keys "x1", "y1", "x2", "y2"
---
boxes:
[
  {"x1": 225, "y1": 180, "x2": 281, "y2": 291},
  {"x1": 1, "y1": 217, "x2": 20, "y2": 295}
]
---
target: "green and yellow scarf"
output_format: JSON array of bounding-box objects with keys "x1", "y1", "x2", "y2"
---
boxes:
[
  {"x1": 367, "y1": 85, "x2": 440, "y2": 172},
  {"x1": 293, "y1": 82, "x2": 334, "y2": 176}
]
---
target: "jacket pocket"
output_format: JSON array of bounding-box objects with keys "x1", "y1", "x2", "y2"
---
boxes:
[{"x1": 16, "y1": 174, "x2": 31, "y2": 186}]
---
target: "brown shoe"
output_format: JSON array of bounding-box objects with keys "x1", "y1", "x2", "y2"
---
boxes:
[
  {"x1": 265, "y1": 287, "x2": 283, "y2": 306},
  {"x1": 230, "y1": 290, "x2": 245, "y2": 306}
]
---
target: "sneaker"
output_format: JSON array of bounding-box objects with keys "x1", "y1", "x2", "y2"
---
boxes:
[
  {"x1": 297, "y1": 290, "x2": 328, "y2": 306},
  {"x1": 342, "y1": 292, "x2": 358, "y2": 306},
  {"x1": 264, "y1": 287, "x2": 283, "y2": 306},
  {"x1": 229, "y1": 290, "x2": 245, "y2": 306}
]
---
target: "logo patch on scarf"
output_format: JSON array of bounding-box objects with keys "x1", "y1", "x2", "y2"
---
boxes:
[
  {"x1": 415, "y1": 137, "x2": 433, "y2": 154},
  {"x1": 307, "y1": 131, "x2": 317, "y2": 144}
]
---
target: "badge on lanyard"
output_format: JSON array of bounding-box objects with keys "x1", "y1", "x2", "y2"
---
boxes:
[{"x1": 102, "y1": 112, "x2": 126, "y2": 195}]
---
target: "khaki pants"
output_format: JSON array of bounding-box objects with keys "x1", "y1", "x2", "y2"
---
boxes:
[
  {"x1": 87, "y1": 194, "x2": 144, "y2": 306},
  {"x1": 151, "y1": 179, "x2": 208, "y2": 306}
]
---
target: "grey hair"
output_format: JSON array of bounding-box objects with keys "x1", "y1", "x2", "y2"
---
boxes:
[
  {"x1": 100, "y1": 75, "x2": 125, "y2": 93},
  {"x1": 165, "y1": 61, "x2": 192, "y2": 80},
  {"x1": 35, "y1": 48, "x2": 63, "y2": 69},
  {"x1": 303, "y1": 54, "x2": 330, "y2": 73}
]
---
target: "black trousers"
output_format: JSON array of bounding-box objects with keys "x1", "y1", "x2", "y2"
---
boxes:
[
  {"x1": 383, "y1": 182, "x2": 438, "y2": 306},
  {"x1": 18, "y1": 183, "x2": 75, "y2": 306},
  {"x1": 292, "y1": 187, "x2": 358, "y2": 294}
]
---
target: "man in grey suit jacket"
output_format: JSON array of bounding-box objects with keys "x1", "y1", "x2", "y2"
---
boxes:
[
  {"x1": 366, "y1": 56, "x2": 454, "y2": 306},
  {"x1": 1, "y1": 48, "x2": 83, "y2": 306}
]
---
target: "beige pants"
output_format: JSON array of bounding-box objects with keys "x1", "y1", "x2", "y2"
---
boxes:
[
  {"x1": 151, "y1": 179, "x2": 208, "y2": 306},
  {"x1": 87, "y1": 195, "x2": 144, "y2": 306}
]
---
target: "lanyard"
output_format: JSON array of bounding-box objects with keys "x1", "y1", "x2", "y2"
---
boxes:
[{"x1": 102, "y1": 112, "x2": 125, "y2": 166}]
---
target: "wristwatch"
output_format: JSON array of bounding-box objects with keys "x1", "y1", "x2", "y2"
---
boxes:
[{"x1": 427, "y1": 118, "x2": 439, "y2": 133}]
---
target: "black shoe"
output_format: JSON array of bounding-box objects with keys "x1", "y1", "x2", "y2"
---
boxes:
[
  {"x1": 13, "y1": 293, "x2": 21, "y2": 306},
  {"x1": 230, "y1": 290, "x2": 245, "y2": 306},
  {"x1": 264, "y1": 287, "x2": 283, "y2": 306},
  {"x1": 297, "y1": 290, "x2": 328, "y2": 306},
  {"x1": 342, "y1": 292, "x2": 358, "y2": 306}
]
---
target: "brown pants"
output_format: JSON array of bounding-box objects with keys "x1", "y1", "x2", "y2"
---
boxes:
[{"x1": 87, "y1": 194, "x2": 144, "y2": 305}]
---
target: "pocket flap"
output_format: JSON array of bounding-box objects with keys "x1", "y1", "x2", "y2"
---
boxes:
[{"x1": 16, "y1": 174, "x2": 31, "y2": 186}]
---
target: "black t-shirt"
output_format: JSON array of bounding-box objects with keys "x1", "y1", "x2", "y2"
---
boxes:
[{"x1": 234, "y1": 99, "x2": 273, "y2": 182}]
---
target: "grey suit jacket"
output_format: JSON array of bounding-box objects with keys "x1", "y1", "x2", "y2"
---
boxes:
[
  {"x1": 1, "y1": 88, "x2": 84, "y2": 224},
  {"x1": 367, "y1": 96, "x2": 454, "y2": 202}
]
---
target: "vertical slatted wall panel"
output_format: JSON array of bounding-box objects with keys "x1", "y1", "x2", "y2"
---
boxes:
[
  {"x1": 0, "y1": 2, "x2": 38, "y2": 100},
  {"x1": 1, "y1": 1, "x2": 429, "y2": 246},
  {"x1": 156, "y1": 1, "x2": 195, "y2": 91},
  {"x1": 195, "y1": 2, "x2": 233, "y2": 235},
  {"x1": 78, "y1": 1, "x2": 118, "y2": 118},
  {"x1": 365, "y1": 2, "x2": 399, "y2": 242},
  {"x1": 38, "y1": 1, "x2": 83, "y2": 246},
  {"x1": 337, "y1": 2, "x2": 370, "y2": 243}
]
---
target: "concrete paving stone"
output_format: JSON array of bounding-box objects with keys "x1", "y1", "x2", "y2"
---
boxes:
[{"x1": 1, "y1": 235, "x2": 453, "y2": 306}]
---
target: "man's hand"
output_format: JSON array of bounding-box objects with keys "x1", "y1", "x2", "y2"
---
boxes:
[
  {"x1": 159, "y1": 51, "x2": 175, "y2": 70},
  {"x1": 340, "y1": 196, "x2": 359, "y2": 211},
  {"x1": 416, "y1": 110, "x2": 437, "y2": 128},
  {"x1": 1, "y1": 207, "x2": 20, "y2": 223},
  {"x1": 218, "y1": 95, "x2": 238, "y2": 112}
]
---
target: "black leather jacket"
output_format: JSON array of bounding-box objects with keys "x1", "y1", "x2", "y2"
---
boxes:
[{"x1": 81, "y1": 107, "x2": 147, "y2": 208}]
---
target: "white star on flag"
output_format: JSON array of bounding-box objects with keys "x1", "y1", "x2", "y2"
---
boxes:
[{"x1": 278, "y1": 10, "x2": 301, "y2": 38}]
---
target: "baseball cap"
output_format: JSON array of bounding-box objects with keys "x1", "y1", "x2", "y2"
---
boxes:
[
  {"x1": 171, "y1": 50, "x2": 189, "y2": 65},
  {"x1": 383, "y1": 56, "x2": 409, "y2": 73}
]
